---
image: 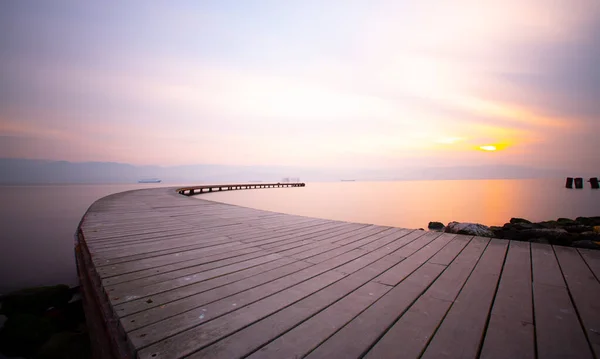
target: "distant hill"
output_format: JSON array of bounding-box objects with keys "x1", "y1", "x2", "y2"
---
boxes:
[{"x1": 0, "y1": 158, "x2": 580, "y2": 184}]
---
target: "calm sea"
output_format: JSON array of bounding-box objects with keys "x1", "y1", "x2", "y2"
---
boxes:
[{"x1": 0, "y1": 179, "x2": 598, "y2": 294}]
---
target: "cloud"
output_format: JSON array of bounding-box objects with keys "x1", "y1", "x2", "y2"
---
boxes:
[{"x1": 0, "y1": 0, "x2": 598, "y2": 171}]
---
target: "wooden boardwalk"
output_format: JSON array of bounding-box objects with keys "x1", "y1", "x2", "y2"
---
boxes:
[{"x1": 75, "y1": 185, "x2": 600, "y2": 359}]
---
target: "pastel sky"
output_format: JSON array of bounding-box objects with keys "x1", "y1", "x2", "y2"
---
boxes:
[{"x1": 1, "y1": 1, "x2": 599, "y2": 171}]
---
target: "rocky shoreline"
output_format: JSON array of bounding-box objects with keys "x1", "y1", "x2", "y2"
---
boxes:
[
  {"x1": 428, "y1": 216, "x2": 600, "y2": 249},
  {"x1": 0, "y1": 285, "x2": 90, "y2": 359}
]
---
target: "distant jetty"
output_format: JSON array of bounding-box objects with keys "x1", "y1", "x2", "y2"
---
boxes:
[{"x1": 138, "y1": 178, "x2": 161, "y2": 183}]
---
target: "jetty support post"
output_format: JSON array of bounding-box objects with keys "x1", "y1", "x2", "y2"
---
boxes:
[
  {"x1": 566, "y1": 177, "x2": 574, "y2": 188},
  {"x1": 590, "y1": 177, "x2": 599, "y2": 189},
  {"x1": 574, "y1": 177, "x2": 584, "y2": 189}
]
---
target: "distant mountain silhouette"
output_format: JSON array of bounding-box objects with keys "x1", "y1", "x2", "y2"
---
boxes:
[{"x1": 0, "y1": 158, "x2": 577, "y2": 184}]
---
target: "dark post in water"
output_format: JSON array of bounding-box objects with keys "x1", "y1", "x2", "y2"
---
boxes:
[
  {"x1": 574, "y1": 177, "x2": 584, "y2": 189},
  {"x1": 565, "y1": 177, "x2": 574, "y2": 188},
  {"x1": 590, "y1": 177, "x2": 599, "y2": 189}
]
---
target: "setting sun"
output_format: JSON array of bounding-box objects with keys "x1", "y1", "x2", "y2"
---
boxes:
[{"x1": 479, "y1": 145, "x2": 498, "y2": 151}]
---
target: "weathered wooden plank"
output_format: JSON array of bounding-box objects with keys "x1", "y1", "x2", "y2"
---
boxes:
[
  {"x1": 189, "y1": 232, "x2": 430, "y2": 358},
  {"x1": 428, "y1": 234, "x2": 471, "y2": 265},
  {"x1": 578, "y1": 248, "x2": 600, "y2": 281},
  {"x1": 108, "y1": 253, "x2": 291, "y2": 308},
  {"x1": 304, "y1": 263, "x2": 446, "y2": 359},
  {"x1": 103, "y1": 249, "x2": 277, "y2": 287},
  {"x1": 304, "y1": 226, "x2": 395, "y2": 264},
  {"x1": 87, "y1": 227, "x2": 216, "y2": 248},
  {"x1": 480, "y1": 241, "x2": 534, "y2": 359},
  {"x1": 113, "y1": 257, "x2": 296, "y2": 317},
  {"x1": 420, "y1": 238, "x2": 508, "y2": 359},
  {"x1": 554, "y1": 245, "x2": 600, "y2": 356},
  {"x1": 129, "y1": 249, "x2": 368, "y2": 350},
  {"x1": 332, "y1": 229, "x2": 424, "y2": 275},
  {"x1": 100, "y1": 245, "x2": 266, "y2": 281},
  {"x1": 247, "y1": 282, "x2": 391, "y2": 359},
  {"x1": 363, "y1": 237, "x2": 486, "y2": 359},
  {"x1": 531, "y1": 243, "x2": 593, "y2": 359},
  {"x1": 241, "y1": 221, "x2": 349, "y2": 244},
  {"x1": 85, "y1": 223, "x2": 197, "y2": 241},
  {"x1": 120, "y1": 259, "x2": 312, "y2": 332},
  {"x1": 97, "y1": 240, "x2": 253, "y2": 277},
  {"x1": 188, "y1": 243, "x2": 412, "y2": 358},
  {"x1": 374, "y1": 232, "x2": 454, "y2": 286},
  {"x1": 136, "y1": 270, "x2": 345, "y2": 359},
  {"x1": 93, "y1": 235, "x2": 246, "y2": 265}
]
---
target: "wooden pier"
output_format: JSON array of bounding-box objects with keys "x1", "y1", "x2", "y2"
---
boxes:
[
  {"x1": 177, "y1": 182, "x2": 305, "y2": 196},
  {"x1": 75, "y1": 184, "x2": 600, "y2": 359}
]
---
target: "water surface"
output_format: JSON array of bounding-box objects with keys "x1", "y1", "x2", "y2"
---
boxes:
[
  {"x1": 199, "y1": 179, "x2": 599, "y2": 228},
  {"x1": 0, "y1": 183, "x2": 189, "y2": 294},
  {"x1": 0, "y1": 179, "x2": 597, "y2": 294}
]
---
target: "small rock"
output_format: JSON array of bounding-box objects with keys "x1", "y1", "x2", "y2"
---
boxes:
[
  {"x1": 557, "y1": 218, "x2": 577, "y2": 225},
  {"x1": 0, "y1": 313, "x2": 57, "y2": 357},
  {"x1": 529, "y1": 237, "x2": 550, "y2": 244},
  {"x1": 521, "y1": 228, "x2": 570, "y2": 245},
  {"x1": 521, "y1": 228, "x2": 569, "y2": 238},
  {"x1": 504, "y1": 222, "x2": 539, "y2": 231},
  {"x1": 510, "y1": 218, "x2": 532, "y2": 224},
  {"x1": 564, "y1": 225, "x2": 593, "y2": 234},
  {"x1": 579, "y1": 232, "x2": 600, "y2": 242},
  {"x1": 1, "y1": 285, "x2": 72, "y2": 317},
  {"x1": 428, "y1": 222, "x2": 445, "y2": 231},
  {"x1": 576, "y1": 217, "x2": 600, "y2": 226},
  {"x1": 34, "y1": 331, "x2": 90, "y2": 359},
  {"x1": 445, "y1": 222, "x2": 494, "y2": 237},
  {"x1": 489, "y1": 226, "x2": 504, "y2": 236},
  {"x1": 572, "y1": 240, "x2": 600, "y2": 250},
  {"x1": 538, "y1": 220, "x2": 560, "y2": 229}
]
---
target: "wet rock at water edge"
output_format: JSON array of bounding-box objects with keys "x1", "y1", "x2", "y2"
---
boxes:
[
  {"x1": 489, "y1": 226, "x2": 504, "y2": 238},
  {"x1": 538, "y1": 220, "x2": 561, "y2": 229},
  {"x1": 503, "y1": 222, "x2": 539, "y2": 231},
  {"x1": 578, "y1": 232, "x2": 600, "y2": 242},
  {"x1": 510, "y1": 218, "x2": 532, "y2": 224},
  {"x1": 0, "y1": 285, "x2": 72, "y2": 317},
  {"x1": 576, "y1": 217, "x2": 600, "y2": 226},
  {"x1": 0, "y1": 285, "x2": 89, "y2": 359},
  {"x1": 445, "y1": 222, "x2": 494, "y2": 237},
  {"x1": 35, "y1": 331, "x2": 91, "y2": 359},
  {"x1": 428, "y1": 222, "x2": 445, "y2": 231},
  {"x1": 0, "y1": 313, "x2": 57, "y2": 357},
  {"x1": 563, "y1": 225, "x2": 593, "y2": 234},
  {"x1": 520, "y1": 228, "x2": 569, "y2": 238},
  {"x1": 557, "y1": 218, "x2": 577, "y2": 225}
]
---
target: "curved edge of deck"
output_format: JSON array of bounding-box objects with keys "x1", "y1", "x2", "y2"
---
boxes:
[{"x1": 74, "y1": 185, "x2": 600, "y2": 359}]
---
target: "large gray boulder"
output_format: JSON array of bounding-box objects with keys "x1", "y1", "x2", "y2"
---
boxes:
[{"x1": 445, "y1": 222, "x2": 494, "y2": 237}]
